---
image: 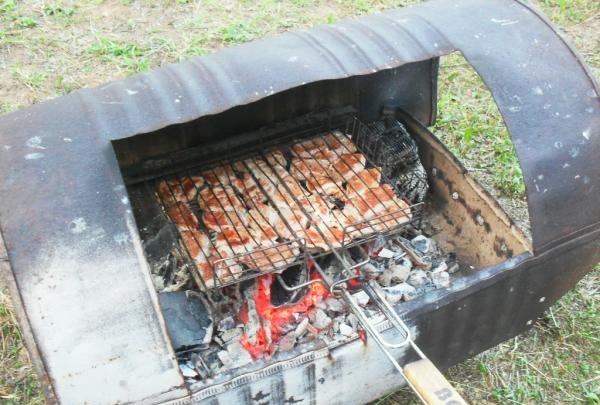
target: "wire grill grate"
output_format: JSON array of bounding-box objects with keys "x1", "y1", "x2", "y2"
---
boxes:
[{"x1": 150, "y1": 116, "x2": 423, "y2": 290}]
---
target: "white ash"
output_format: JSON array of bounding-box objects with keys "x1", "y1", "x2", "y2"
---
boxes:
[
  {"x1": 407, "y1": 269, "x2": 428, "y2": 287},
  {"x1": 346, "y1": 313, "x2": 359, "y2": 331},
  {"x1": 218, "y1": 316, "x2": 236, "y2": 332},
  {"x1": 361, "y1": 262, "x2": 382, "y2": 279},
  {"x1": 263, "y1": 320, "x2": 273, "y2": 347},
  {"x1": 278, "y1": 332, "x2": 297, "y2": 352},
  {"x1": 325, "y1": 297, "x2": 345, "y2": 313},
  {"x1": 411, "y1": 235, "x2": 432, "y2": 254},
  {"x1": 360, "y1": 235, "x2": 459, "y2": 306},
  {"x1": 448, "y1": 262, "x2": 460, "y2": 274},
  {"x1": 217, "y1": 327, "x2": 242, "y2": 345},
  {"x1": 242, "y1": 286, "x2": 261, "y2": 345},
  {"x1": 383, "y1": 283, "x2": 417, "y2": 303},
  {"x1": 223, "y1": 341, "x2": 252, "y2": 369},
  {"x1": 389, "y1": 257, "x2": 412, "y2": 283},
  {"x1": 353, "y1": 290, "x2": 370, "y2": 306},
  {"x1": 180, "y1": 363, "x2": 198, "y2": 379},
  {"x1": 338, "y1": 323, "x2": 354, "y2": 337},
  {"x1": 431, "y1": 261, "x2": 448, "y2": 274},
  {"x1": 294, "y1": 317, "x2": 310, "y2": 337},
  {"x1": 310, "y1": 309, "x2": 332, "y2": 330},
  {"x1": 430, "y1": 271, "x2": 450, "y2": 288}
]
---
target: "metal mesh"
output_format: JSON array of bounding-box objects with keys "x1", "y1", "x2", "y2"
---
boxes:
[{"x1": 151, "y1": 117, "x2": 423, "y2": 290}]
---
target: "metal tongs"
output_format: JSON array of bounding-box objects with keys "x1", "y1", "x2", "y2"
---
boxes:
[{"x1": 278, "y1": 247, "x2": 469, "y2": 405}]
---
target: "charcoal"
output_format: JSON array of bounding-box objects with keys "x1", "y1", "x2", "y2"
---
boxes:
[
  {"x1": 377, "y1": 270, "x2": 393, "y2": 287},
  {"x1": 448, "y1": 262, "x2": 460, "y2": 274},
  {"x1": 411, "y1": 235, "x2": 432, "y2": 254},
  {"x1": 384, "y1": 283, "x2": 417, "y2": 303},
  {"x1": 346, "y1": 313, "x2": 359, "y2": 331},
  {"x1": 226, "y1": 341, "x2": 252, "y2": 368},
  {"x1": 278, "y1": 332, "x2": 297, "y2": 352},
  {"x1": 339, "y1": 323, "x2": 354, "y2": 337},
  {"x1": 158, "y1": 291, "x2": 213, "y2": 350},
  {"x1": 218, "y1": 316, "x2": 236, "y2": 331},
  {"x1": 431, "y1": 261, "x2": 448, "y2": 274},
  {"x1": 431, "y1": 271, "x2": 450, "y2": 288},
  {"x1": 219, "y1": 327, "x2": 242, "y2": 344},
  {"x1": 190, "y1": 352, "x2": 210, "y2": 379},
  {"x1": 244, "y1": 299, "x2": 261, "y2": 345},
  {"x1": 389, "y1": 258, "x2": 412, "y2": 283},
  {"x1": 332, "y1": 316, "x2": 345, "y2": 333},
  {"x1": 179, "y1": 363, "x2": 198, "y2": 379},
  {"x1": 353, "y1": 290, "x2": 370, "y2": 306},
  {"x1": 294, "y1": 317, "x2": 309, "y2": 337},
  {"x1": 407, "y1": 269, "x2": 428, "y2": 287},
  {"x1": 217, "y1": 351, "x2": 233, "y2": 368},
  {"x1": 376, "y1": 247, "x2": 396, "y2": 259},
  {"x1": 264, "y1": 320, "x2": 273, "y2": 346},
  {"x1": 362, "y1": 262, "x2": 381, "y2": 279},
  {"x1": 310, "y1": 309, "x2": 332, "y2": 330},
  {"x1": 325, "y1": 297, "x2": 345, "y2": 313}
]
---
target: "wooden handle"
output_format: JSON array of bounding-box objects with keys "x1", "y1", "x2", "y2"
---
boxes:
[{"x1": 403, "y1": 359, "x2": 469, "y2": 405}]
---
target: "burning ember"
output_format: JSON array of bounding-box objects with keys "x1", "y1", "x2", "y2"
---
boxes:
[{"x1": 239, "y1": 269, "x2": 329, "y2": 358}]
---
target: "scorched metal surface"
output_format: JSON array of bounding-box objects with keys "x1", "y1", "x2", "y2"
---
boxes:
[{"x1": 0, "y1": 0, "x2": 598, "y2": 404}]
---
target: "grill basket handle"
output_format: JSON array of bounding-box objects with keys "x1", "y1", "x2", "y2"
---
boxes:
[{"x1": 403, "y1": 359, "x2": 469, "y2": 405}]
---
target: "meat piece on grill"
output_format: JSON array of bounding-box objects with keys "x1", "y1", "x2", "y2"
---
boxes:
[
  {"x1": 281, "y1": 175, "x2": 310, "y2": 200},
  {"x1": 290, "y1": 138, "x2": 329, "y2": 159},
  {"x1": 245, "y1": 245, "x2": 300, "y2": 272},
  {"x1": 323, "y1": 130, "x2": 357, "y2": 155},
  {"x1": 346, "y1": 184, "x2": 411, "y2": 233},
  {"x1": 214, "y1": 227, "x2": 256, "y2": 256},
  {"x1": 346, "y1": 167, "x2": 382, "y2": 196},
  {"x1": 198, "y1": 185, "x2": 245, "y2": 212},
  {"x1": 275, "y1": 206, "x2": 309, "y2": 240},
  {"x1": 309, "y1": 149, "x2": 338, "y2": 164},
  {"x1": 180, "y1": 176, "x2": 205, "y2": 201},
  {"x1": 247, "y1": 204, "x2": 281, "y2": 242},
  {"x1": 166, "y1": 202, "x2": 200, "y2": 231},
  {"x1": 304, "y1": 225, "x2": 344, "y2": 250},
  {"x1": 376, "y1": 205, "x2": 412, "y2": 230},
  {"x1": 305, "y1": 176, "x2": 343, "y2": 199},
  {"x1": 237, "y1": 157, "x2": 288, "y2": 180},
  {"x1": 196, "y1": 261, "x2": 217, "y2": 289},
  {"x1": 203, "y1": 210, "x2": 248, "y2": 233},
  {"x1": 201, "y1": 165, "x2": 237, "y2": 186},
  {"x1": 331, "y1": 207, "x2": 368, "y2": 238},
  {"x1": 180, "y1": 228, "x2": 212, "y2": 261},
  {"x1": 331, "y1": 153, "x2": 366, "y2": 180},
  {"x1": 208, "y1": 254, "x2": 243, "y2": 284},
  {"x1": 289, "y1": 157, "x2": 330, "y2": 181},
  {"x1": 300, "y1": 194, "x2": 333, "y2": 225},
  {"x1": 157, "y1": 178, "x2": 196, "y2": 205},
  {"x1": 238, "y1": 173, "x2": 274, "y2": 204},
  {"x1": 264, "y1": 148, "x2": 287, "y2": 168}
]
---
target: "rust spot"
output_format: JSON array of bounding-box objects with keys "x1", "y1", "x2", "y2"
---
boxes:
[{"x1": 494, "y1": 236, "x2": 514, "y2": 258}]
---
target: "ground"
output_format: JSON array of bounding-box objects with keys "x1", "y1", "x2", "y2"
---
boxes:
[{"x1": 0, "y1": 0, "x2": 599, "y2": 404}]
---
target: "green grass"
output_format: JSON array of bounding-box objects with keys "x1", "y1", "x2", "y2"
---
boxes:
[
  {"x1": 0, "y1": 290, "x2": 44, "y2": 405},
  {"x1": 87, "y1": 37, "x2": 151, "y2": 74},
  {"x1": 220, "y1": 21, "x2": 255, "y2": 43},
  {"x1": 0, "y1": 0, "x2": 598, "y2": 404},
  {"x1": 434, "y1": 53, "x2": 525, "y2": 197}
]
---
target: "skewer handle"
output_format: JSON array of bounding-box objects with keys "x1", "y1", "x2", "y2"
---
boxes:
[{"x1": 403, "y1": 359, "x2": 469, "y2": 405}]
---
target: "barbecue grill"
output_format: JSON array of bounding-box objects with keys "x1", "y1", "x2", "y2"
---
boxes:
[{"x1": 0, "y1": 0, "x2": 598, "y2": 404}]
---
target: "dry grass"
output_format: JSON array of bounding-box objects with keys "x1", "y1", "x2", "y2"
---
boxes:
[{"x1": 0, "y1": 0, "x2": 599, "y2": 404}]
